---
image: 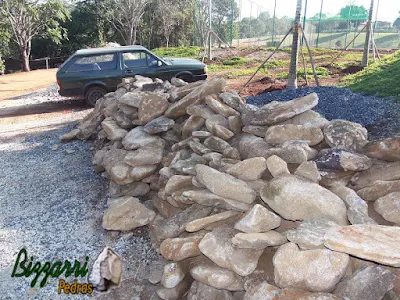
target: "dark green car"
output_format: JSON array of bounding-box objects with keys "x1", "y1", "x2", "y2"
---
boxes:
[{"x1": 56, "y1": 45, "x2": 207, "y2": 106}]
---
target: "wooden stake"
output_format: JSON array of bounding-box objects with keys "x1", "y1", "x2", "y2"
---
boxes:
[
  {"x1": 300, "y1": 25, "x2": 320, "y2": 86},
  {"x1": 300, "y1": 46, "x2": 309, "y2": 86}
]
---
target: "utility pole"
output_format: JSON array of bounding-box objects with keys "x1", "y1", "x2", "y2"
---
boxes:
[
  {"x1": 287, "y1": 0, "x2": 303, "y2": 89},
  {"x1": 208, "y1": 0, "x2": 212, "y2": 60},
  {"x1": 362, "y1": 0, "x2": 374, "y2": 67},
  {"x1": 316, "y1": 0, "x2": 324, "y2": 48}
]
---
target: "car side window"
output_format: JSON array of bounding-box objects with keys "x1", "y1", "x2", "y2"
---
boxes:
[
  {"x1": 66, "y1": 54, "x2": 117, "y2": 72},
  {"x1": 122, "y1": 51, "x2": 150, "y2": 69}
]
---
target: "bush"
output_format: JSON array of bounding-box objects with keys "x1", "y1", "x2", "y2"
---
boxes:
[
  {"x1": 152, "y1": 46, "x2": 201, "y2": 59},
  {"x1": 222, "y1": 56, "x2": 253, "y2": 66}
]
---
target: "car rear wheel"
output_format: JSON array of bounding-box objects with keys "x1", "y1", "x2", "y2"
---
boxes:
[
  {"x1": 176, "y1": 74, "x2": 193, "y2": 83},
  {"x1": 85, "y1": 86, "x2": 106, "y2": 107}
]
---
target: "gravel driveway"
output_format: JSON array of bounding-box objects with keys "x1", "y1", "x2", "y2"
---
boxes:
[{"x1": 0, "y1": 124, "x2": 157, "y2": 299}]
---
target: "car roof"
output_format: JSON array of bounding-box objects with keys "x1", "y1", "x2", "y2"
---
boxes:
[{"x1": 75, "y1": 45, "x2": 147, "y2": 56}]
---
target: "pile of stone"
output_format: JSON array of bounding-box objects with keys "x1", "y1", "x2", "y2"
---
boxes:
[{"x1": 62, "y1": 75, "x2": 400, "y2": 300}]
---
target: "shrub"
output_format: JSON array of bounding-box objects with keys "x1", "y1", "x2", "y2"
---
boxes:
[{"x1": 222, "y1": 56, "x2": 253, "y2": 66}]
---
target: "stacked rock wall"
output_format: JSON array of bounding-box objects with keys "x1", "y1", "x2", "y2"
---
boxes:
[{"x1": 62, "y1": 75, "x2": 400, "y2": 299}]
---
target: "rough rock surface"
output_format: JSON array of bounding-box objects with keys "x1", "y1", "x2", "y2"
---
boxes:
[
  {"x1": 323, "y1": 120, "x2": 368, "y2": 151},
  {"x1": 273, "y1": 243, "x2": 350, "y2": 292},
  {"x1": 234, "y1": 204, "x2": 281, "y2": 233},
  {"x1": 264, "y1": 124, "x2": 324, "y2": 146},
  {"x1": 374, "y1": 192, "x2": 400, "y2": 224}
]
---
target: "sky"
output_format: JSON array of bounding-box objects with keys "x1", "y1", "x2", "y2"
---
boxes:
[{"x1": 237, "y1": 0, "x2": 400, "y2": 23}]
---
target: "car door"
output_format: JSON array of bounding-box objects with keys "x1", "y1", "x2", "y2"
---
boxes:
[
  {"x1": 121, "y1": 50, "x2": 171, "y2": 80},
  {"x1": 62, "y1": 53, "x2": 122, "y2": 92}
]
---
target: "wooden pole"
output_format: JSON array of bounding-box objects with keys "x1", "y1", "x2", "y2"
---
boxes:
[
  {"x1": 239, "y1": 27, "x2": 292, "y2": 94},
  {"x1": 300, "y1": 46, "x2": 309, "y2": 85},
  {"x1": 300, "y1": 25, "x2": 320, "y2": 86}
]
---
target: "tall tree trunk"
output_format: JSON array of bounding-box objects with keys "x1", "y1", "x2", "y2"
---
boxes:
[
  {"x1": 362, "y1": 0, "x2": 374, "y2": 67},
  {"x1": 287, "y1": 0, "x2": 303, "y2": 89},
  {"x1": 21, "y1": 47, "x2": 30, "y2": 72},
  {"x1": 132, "y1": 27, "x2": 137, "y2": 45},
  {"x1": 166, "y1": 36, "x2": 169, "y2": 47}
]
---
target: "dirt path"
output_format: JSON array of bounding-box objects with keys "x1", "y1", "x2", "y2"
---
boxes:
[{"x1": 0, "y1": 69, "x2": 57, "y2": 100}]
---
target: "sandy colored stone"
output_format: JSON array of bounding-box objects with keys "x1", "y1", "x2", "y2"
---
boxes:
[
  {"x1": 205, "y1": 95, "x2": 239, "y2": 117},
  {"x1": 152, "y1": 196, "x2": 183, "y2": 218},
  {"x1": 265, "y1": 124, "x2": 324, "y2": 146},
  {"x1": 130, "y1": 164, "x2": 157, "y2": 181},
  {"x1": 323, "y1": 120, "x2": 368, "y2": 151},
  {"x1": 199, "y1": 226, "x2": 264, "y2": 276},
  {"x1": 286, "y1": 217, "x2": 339, "y2": 250},
  {"x1": 204, "y1": 136, "x2": 231, "y2": 153},
  {"x1": 241, "y1": 93, "x2": 318, "y2": 126},
  {"x1": 124, "y1": 142, "x2": 165, "y2": 166},
  {"x1": 165, "y1": 78, "x2": 226, "y2": 118},
  {"x1": 266, "y1": 155, "x2": 290, "y2": 178},
  {"x1": 102, "y1": 196, "x2": 156, "y2": 231},
  {"x1": 144, "y1": 116, "x2": 175, "y2": 134},
  {"x1": 261, "y1": 175, "x2": 348, "y2": 225},
  {"x1": 268, "y1": 140, "x2": 318, "y2": 164},
  {"x1": 185, "y1": 211, "x2": 240, "y2": 232},
  {"x1": 153, "y1": 204, "x2": 212, "y2": 240},
  {"x1": 279, "y1": 109, "x2": 329, "y2": 129},
  {"x1": 349, "y1": 161, "x2": 400, "y2": 191},
  {"x1": 122, "y1": 126, "x2": 162, "y2": 150},
  {"x1": 294, "y1": 161, "x2": 321, "y2": 182},
  {"x1": 357, "y1": 180, "x2": 400, "y2": 201},
  {"x1": 160, "y1": 235, "x2": 203, "y2": 261},
  {"x1": 195, "y1": 164, "x2": 256, "y2": 204},
  {"x1": 60, "y1": 128, "x2": 80, "y2": 142},
  {"x1": 164, "y1": 175, "x2": 194, "y2": 195},
  {"x1": 101, "y1": 117, "x2": 128, "y2": 141},
  {"x1": 228, "y1": 115, "x2": 242, "y2": 134},
  {"x1": 171, "y1": 153, "x2": 206, "y2": 175},
  {"x1": 273, "y1": 243, "x2": 349, "y2": 292},
  {"x1": 183, "y1": 189, "x2": 250, "y2": 212},
  {"x1": 161, "y1": 261, "x2": 188, "y2": 289},
  {"x1": 333, "y1": 266, "x2": 396, "y2": 300},
  {"x1": 192, "y1": 130, "x2": 212, "y2": 138},
  {"x1": 232, "y1": 231, "x2": 287, "y2": 249},
  {"x1": 182, "y1": 116, "x2": 205, "y2": 138},
  {"x1": 118, "y1": 90, "x2": 145, "y2": 107},
  {"x1": 324, "y1": 224, "x2": 400, "y2": 267},
  {"x1": 315, "y1": 149, "x2": 372, "y2": 171},
  {"x1": 363, "y1": 136, "x2": 400, "y2": 161},
  {"x1": 212, "y1": 124, "x2": 234, "y2": 140},
  {"x1": 242, "y1": 125, "x2": 268, "y2": 137},
  {"x1": 187, "y1": 281, "x2": 234, "y2": 300},
  {"x1": 234, "y1": 204, "x2": 281, "y2": 233},
  {"x1": 225, "y1": 157, "x2": 267, "y2": 181},
  {"x1": 186, "y1": 104, "x2": 216, "y2": 119},
  {"x1": 138, "y1": 92, "x2": 169, "y2": 124},
  {"x1": 189, "y1": 256, "x2": 244, "y2": 291},
  {"x1": 109, "y1": 162, "x2": 134, "y2": 185},
  {"x1": 156, "y1": 275, "x2": 193, "y2": 300},
  {"x1": 89, "y1": 247, "x2": 122, "y2": 291},
  {"x1": 109, "y1": 181, "x2": 150, "y2": 198},
  {"x1": 219, "y1": 91, "x2": 246, "y2": 112},
  {"x1": 205, "y1": 114, "x2": 229, "y2": 132},
  {"x1": 374, "y1": 192, "x2": 400, "y2": 224}
]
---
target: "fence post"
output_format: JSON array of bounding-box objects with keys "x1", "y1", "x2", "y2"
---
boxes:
[
  {"x1": 272, "y1": 0, "x2": 277, "y2": 45},
  {"x1": 46, "y1": 57, "x2": 49, "y2": 69},
  {"x1": 230, "y1": 0, "x2": 234, "y2": 46},
  {"x1": 316, "y1": 0, "x2": 323, "y2": 48}
]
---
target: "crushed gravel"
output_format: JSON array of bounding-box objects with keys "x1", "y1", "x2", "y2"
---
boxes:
[
  {"x1": 247, "y1": 86, "x2": 400, "y2": 139},
  {"x1": 0, "y1": 125, "x2": 158, "y2": 299}
]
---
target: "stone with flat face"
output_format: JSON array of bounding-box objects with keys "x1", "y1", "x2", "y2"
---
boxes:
[
  {"x1": 199, "y1": 226, "x2": 264, "y2": 276},
  {"x1": 362, "y1": 136, "x2": 400, "y2": 161},
  {"x1": 225, "y1": 157, "x2": 267, "y2": 181},
  {"x1": 323, "y1": 120, "x2": 368, "y2": 151},
  {"x1": 138, "y1": 92, "x2": 170, "y2": 124},
  {"x1": 195, "y1": 164, "x2": 256, "y2": 204},
  {"x1": 124, "y1": 141, "x2": 165, "y2": 166},
  {"x1": 261, "y1": 175, "x2": 348, "y2": 225},
  {"x1": 315, "y1": 149, "x2": 371, "y2": 172},
  {"x1": 144, "y1": 116, "x2": 175, "y2": 134},
  {"x1": 234, "y1": 204, "x2": 281, "y2": 233},
  {"x1": 187, "y1": 281, "x2": 234, "y2": 300},
  {"x1": 265, "y1": 124, "x2": 324, "y2": 146},
  {"x1": 273, "y1": 243, "x2": 349, "y2": 292},
  {"x1": 324, "y1": 224, "x2": 400, "y2": 267},
  {"x1": 160, "y1": 235, "x2": 203, "y2": 261},
  {"x1": 374, "y1": 192, "x2": 400, "y2": 224},
  {"x1": 101, "y1": 118, "x2": 128, "y2": 141},
  {"x1": 357, "y1": 180, "x2": 400, "y2": 201},
  {"x1": 232, "y1": 231, "x2": 287, "y2": 249},
  {"x1": 205, "y1": 95, "x2": 239, "y2": 117},
  {"x1": 122, "y1": 126, "x2": 162, "y2": 150},
  {"x1": 266, "y1": 155, "x2": 290, "y2": 178},
  {"x1": 185, "y1": 211, "x2": 240, "y2": 232}
]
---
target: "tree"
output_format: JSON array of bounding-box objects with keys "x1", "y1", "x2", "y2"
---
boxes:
[
  {"x1": 102, "y1": 0, "x2": 149, "y2": 45},
  {"x1": 339, "y1": 5, "x2": 368, "y2": 21},
  {"x1": 287, "y1": 0, "x2": 302, "y2": 89},
  {"x1": 0, "y1": 0, "x2": 70, "y2": 71},
  {"x1": 394, "y1": 11, "x2": 400, "y2": 30},
  {"x1": 155, "y1": 0, "x2": 184, "y2": 47}
]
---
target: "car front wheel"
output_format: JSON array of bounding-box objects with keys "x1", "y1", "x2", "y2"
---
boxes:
[{"x1": 85, "y1": 86, "x2": 106, "y2": 107}]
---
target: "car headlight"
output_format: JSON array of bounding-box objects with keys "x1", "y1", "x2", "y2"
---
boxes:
[{"x1": 204, "y1": 66, "x2": 208, "y2": 73}]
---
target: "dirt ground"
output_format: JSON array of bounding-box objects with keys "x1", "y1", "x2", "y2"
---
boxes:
[{"x1": 0, "y1": 68, "x2": 57, "y2": 100}]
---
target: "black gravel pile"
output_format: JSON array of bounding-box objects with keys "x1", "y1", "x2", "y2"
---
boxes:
[{"x1": 247, "y1": 86, "x2": 400, "y2": 139}]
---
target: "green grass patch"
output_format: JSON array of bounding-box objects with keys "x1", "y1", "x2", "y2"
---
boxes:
[
  {"x1": 224, "y1": 66, "x2": 269, "y2": 79},
  {"x1": 342, "y1": 50, "x2": 400, "y2": 100},
  {"x1": 276, "y1": 67, "x2": 329, "y2": 79},
  {"x1": 222, "y1": 56, "x2": 254, "y2": 66},
  {"x1": 264, "y1": 59, "x2": 289, "y2": 69},
  {"x1": 152, "y1": 46, "x2": 201, "y2": 59},
  {"x1": 207, "y1": 64, "x2": 236, "y2": 72}
]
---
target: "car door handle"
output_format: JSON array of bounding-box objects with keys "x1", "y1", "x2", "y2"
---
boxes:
[{"x1": 125, "y1": 69, "x2": 133, "y2": 74}]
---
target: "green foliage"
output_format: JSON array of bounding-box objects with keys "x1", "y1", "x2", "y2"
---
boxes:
[
  {"x1": 342, "y1": 51, "x2": 400, "y2": 100},
  {"x1": 264, "y1": 59, "x2": 289, "y2": 69},
  {"x1": 226, "y1": 67, "x2": 268, "y2": 79},
  {"x1": 339, "y1": 5, "x2": 368, "y2": 21},
  {"x1": 222, "y1": 56, "x2": 254, "y2": 66},
  {"x1": 152, "y1": 46, "x2": 201, "y2": 59},
  {"x1": 276, "y1": 67, "x2": 329, "y2": 79}
]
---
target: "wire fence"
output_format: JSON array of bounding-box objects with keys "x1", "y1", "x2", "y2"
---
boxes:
[{"x1": 196, "y1": 0, "x2": 400, "y2": 50}]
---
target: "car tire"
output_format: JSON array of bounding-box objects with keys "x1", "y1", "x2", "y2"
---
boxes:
[
  {"x1": 85, "y1": 86, "x2": 106, "y2": 107},
  {"x1": 176, "y1": 74, "x2": 193, "y2": 83}
]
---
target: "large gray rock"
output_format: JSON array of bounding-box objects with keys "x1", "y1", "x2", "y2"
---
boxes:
[
  {"x1": 234, "y1": 204, "x2": 281, "y2": 233},
  {"x1": 374, "y1": 192, "x2": 400, "y2": 224},
  {"x1": 315, "y1": 149, "x2": 372, "y2": 172},
  {"x1": 122, "y1": 126, "x2": 162, "y2": 150},
  {"x1": 241, "y1": 93, "x2": 318, "y2": 126},
  {"x1": 198, "y1": 226, "x2": 264, "y2": 276},
  {"x1": 323, "y1": 120, "x2": 368, "y2": 151},
  {"x1": 144, "y1": 116, "x2": 175, "y2": 134},
  {"x1": 101, "y1": 118, "x2": 128, "y2": 141},
  {"x1": 357, "y1": 180, "x2": 400, "y2": 201},
  {"x1": 185, "y1": 211, "x2": 240, "y2": 232},
  {"x1": 362, "y1": 136, "x2": 400, "y2": 161},
  {"x1": 124, "y1": 141, "x2": 165, "y2": 166},
  {"x1": 102, "y1": 196, "x2": 156, "y2": 231},
  {"x1": 138, "y1": 92, "x2": 170, "y2": 124},
  {"x1": 195, "y1": 165, "x2": 256, "y2": 204},
  {"x1": 225, "y1": 157, "x2": 267, "y2": 181},
  {"x1": 264, "y1": 124, "x2": 324, "y2": 146},
  {"x1": 160, "y1": 235, "x2": 203, "y2": 261},
  {"x1": 324, "y1": 224, "x2": 400, "y2": 267},
  {"x1": 273, "y1": 243, "x2": 349, "y2": 292},
  {"x1": 219, "y1": 91, "x2": 245, "y2": 112},
  {"x1": 232, "y1": 231, "x2": 287, "y2": 249},
  {"x1": 205, "y1": 95, "x2": 239, "y2": 117},
  {"x1": 261, "y1": 175, "x2": 348, "y2": 225},
  {"x1": 333, "y1": 266, "x2": 396, "y2": 300}
]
